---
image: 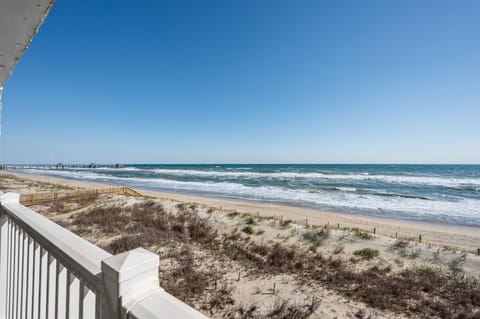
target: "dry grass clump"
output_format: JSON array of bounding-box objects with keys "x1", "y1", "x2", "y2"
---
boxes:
[
  {"x1": 72, "y1": 205, "x2": 130, "y2": 234},
  {"x1": 228, "y1": 298, "x2": 319, "y2": 319},
  {"x1": 302, "y1": 229, "x2": 329, "y2": 252},
  {"x1": 160, "y1": 248, "x2": 237, "y2": 314},
  {"x1": 353, "y1": 248, "x2": 379, "y2": 259},
  {"x1": 222, "y1": 239, "x2": 304, "y2": 274},
  {"x1": 267, "y1": 299, "x2": 320, "y2": 319},
  {"x1": 352, "y1": 228, "x2": 373, "y2": 240},
  {"x1": 221, "y1": 231, "x2": 480, "y2": 318},
  {"x1": 47, "y1": 193, "x2": 99, "y2": 214},
  {"x1": 316, "y1": 263, "x2": 480, "y2": 318},
  {"x1": 160, "y1": 249, "x2": 214, "y2": 301},
  {"x1": 68, "y1": 201, "x2": 218, "y2": 253},
  {"x1": 69, "y1": 202, "x2": 226, "y2": 308},
  {"x1": 65, "y1": 199, "x2": 480, "y2": 318}
]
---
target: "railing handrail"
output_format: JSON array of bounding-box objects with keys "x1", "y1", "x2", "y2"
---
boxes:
[
  {"x1": 127, "y1": 289, "x2": 209, "y2": 319},
  {"x1": 1, "y1": 194, "x2": 111, "y2": 292}
]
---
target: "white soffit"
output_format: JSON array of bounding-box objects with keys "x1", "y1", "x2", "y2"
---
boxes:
[{"x1": 0, "y1": 0, "x2": 54, "y2": 88}]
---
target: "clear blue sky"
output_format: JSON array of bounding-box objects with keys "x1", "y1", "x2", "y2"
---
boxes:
[{"x1": 2, "y1": 0, "x2": 479, "y2": 164}]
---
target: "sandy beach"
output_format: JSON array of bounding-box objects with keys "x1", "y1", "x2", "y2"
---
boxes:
[
  {"x1": 2, "y1": 169, "x2": 480, "y2": 318},
  {"x1": 3, "y1": 170, "x2": 479, "y2": 252}
]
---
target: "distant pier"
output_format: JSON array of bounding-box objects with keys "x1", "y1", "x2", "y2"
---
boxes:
[{"x1": 0, "y1": 163, "x2": 124, "y2": 170}]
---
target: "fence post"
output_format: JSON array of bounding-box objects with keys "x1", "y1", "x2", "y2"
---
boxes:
[{"x1": 101, "y1": 248, "x2": 160, "y2": 319}]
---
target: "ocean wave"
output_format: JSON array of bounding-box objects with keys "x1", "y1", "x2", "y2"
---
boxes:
[
  {"x1": 145, "y1": 168, "x2": 480, "y2": 188},
  {"x1": 335, "y1": 187, "x2": 357, "y2": 192},
  {"x1": 40, "y1": 166, "x2": 479, "y2": 188},
  {"x1": 17, "y1": 168, "x2": 480, "y2": 224}
]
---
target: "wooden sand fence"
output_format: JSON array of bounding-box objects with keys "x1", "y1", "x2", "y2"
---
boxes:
[{"x1": 19, "y1": 186, "x2": 143, "y2": 206}]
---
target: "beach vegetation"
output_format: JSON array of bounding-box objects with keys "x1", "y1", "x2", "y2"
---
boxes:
[
  {"x1": 408, "y1": 249, "x2": 421, "y2": 259},
  {"x1": 228, "y1": 211, "x2": 241, "y2": 218},
  {"x1": 303, "y1": 229, "x2": 329, "y2": 253},
  {"x1": 431, "y1": 249, "x2": 444, "y2": 264},
  {"x1": 268, "y1": 298, "x2": 320, "y2": 319},
  {"x1": 279, "y1": 219, "x2": 293, "y2": 227},
  {"x1": 303, "y1": 229, "x2": 329, "y2": 244},
  {"x1": 242, "y1": 226, "x2": 255, "y2": 235},
  {"x1": 333, "y1": 244, "x2": 344, "y2": 255},
  {"x1": 390, "y1": 239, "x2": 423, "y2": 259},
  {"x1": 55, "y1": 197, "x2": 480, "y2": 318},
  {"x1": 448, "y1": 254, "x2": 466, "y2": 275},
  {"x1": 353, "y1": 248, "x2": 380, "y2": 259},
  {"x1": 352, "y1": 228, "x2": 373, "y2": 239},
  {"x1": 245, "y1": 216, "x2": 257, "y2": 225},
  {"x1": 391, "y1": 239, "x2": 409, "y2": 251}
]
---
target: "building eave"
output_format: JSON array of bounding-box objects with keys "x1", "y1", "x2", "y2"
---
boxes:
[{"x1": 0, "y1": 0, "x2": 54, "y2": 88}]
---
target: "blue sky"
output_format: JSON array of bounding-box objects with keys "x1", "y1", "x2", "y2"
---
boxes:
[{"x1": 2, "y1": 0, "x2": 479, "y2": 164}]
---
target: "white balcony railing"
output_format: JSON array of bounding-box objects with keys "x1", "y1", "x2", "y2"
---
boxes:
[{"x1": 0, "y1": 192, "x2": 208, "y2": 319}]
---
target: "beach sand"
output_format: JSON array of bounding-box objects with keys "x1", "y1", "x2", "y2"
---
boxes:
[
  {"x1": 2, "y1": 170, "x2": 480, "y2": 318},
  {"x1": 2, "y1": 170, "x2": 479, "y2": 252}
]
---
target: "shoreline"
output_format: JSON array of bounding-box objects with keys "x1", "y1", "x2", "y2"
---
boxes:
[{"x1": 2, "y1": 170, "x2": 480, "y2": 251}]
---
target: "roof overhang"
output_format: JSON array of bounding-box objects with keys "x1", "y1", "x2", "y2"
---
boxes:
[{"x1": 0, "y1": 0, "x2": 54, "y2": 89}]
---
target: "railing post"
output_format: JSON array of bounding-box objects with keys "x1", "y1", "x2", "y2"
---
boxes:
[
  {"x1": 1, "y1": 193, "x2": 19, "y2": 319},
  {"x1": 101, "y1": 248, "x2": 159, "y2": 319}
]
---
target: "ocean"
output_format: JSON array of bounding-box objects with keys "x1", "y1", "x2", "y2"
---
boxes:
[{"x1": 15, "y1": 164, "x2": 480, "y2": 226}]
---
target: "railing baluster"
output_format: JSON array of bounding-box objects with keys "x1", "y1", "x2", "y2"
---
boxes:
[
  {"x1": 79, "y1": 282, "x2": 84, "y2": 319},
  {"x1": 32, "y1": 241, "x2": 39, "y2": 319},
  {"x1": 10, "y1": 223, "x2": 15, "y2": 319},
  {"x1": 68, "y1": 273, "x2": 80, "y2": 318},
  {"x1": 6, "y1": 220, "x2": 13, "y2": 317},
  {"x1": 26, "y1": 235, "x2": 34, "y2": 319},
  {"x1": 21, "y1": 231, "x2": 28, "y2": 319},
  {"x1": 56, "y1": 262, "x2": 67, "y2": 319},
  {"x1": 39, "y1": 247, "x2": 48, "y2": 319},
  {"x1": 47, "y1": 255, "x2": 57, "y2": 319},
  {"x1": 65, "y1": 270, "x2": 70, "y2": 318},
  {"x1": 14, "y1": 224, "x2": 20, "y2": 319},
  {"x1": 82, "y1": 285, "x2": 96, "y2": 319},
  {"x1": 19, "y1": 229, "x2": 25, "y2": 319},
  {"x1": 0, "y1": 214, "x2": 8, "y2": 317},
  {"x1": 45, "y1": 253, "x2": 50, "y2": 319}
]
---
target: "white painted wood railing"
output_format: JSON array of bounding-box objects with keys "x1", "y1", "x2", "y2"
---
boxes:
[{"x1": 0, "y1": 192, "x2": 208, "y2": 319}]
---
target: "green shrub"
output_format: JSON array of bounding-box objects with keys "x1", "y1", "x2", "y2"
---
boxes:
[
  {"x1": 353, "y1": 248, "x2": 380, "y2": 259},
  {"x1": 279, "y1": 219, "x2": 293, "y2": 227},
  {"x1": 309, "y1": 244, "x2": 320, "y2": 253},
  {"x1": 303, "y1": 229, "x2": 330, "y2": 252},
  {"x1": 353, "y1": 228, "x2": 373, "y2": 240},
  {"x1": 245, "y1": 216, "x2": 257, "y2": 225},
  {"x1": 391, "y1": 239, "x2": 409, "y2": 250},
  {"x1": 242, "y1": 226, "x2": 255, "y2": 235},
  {"x1": 449, "y1": 254, "x2": 466, "y2": 275},
  {"x1": 228, "y1": 211, "x2": 240, "y2": 218},
  {"x1": 408, "y1": 249, "x2": 421, "y2": 259}
]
